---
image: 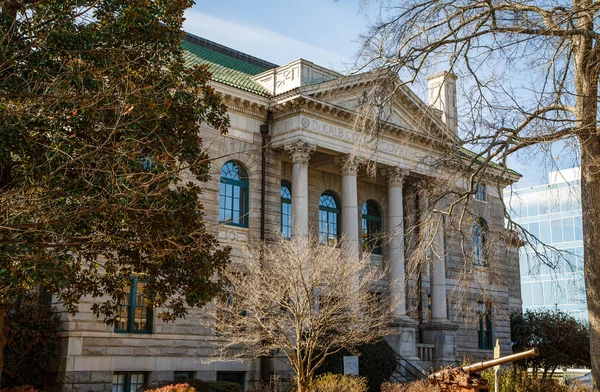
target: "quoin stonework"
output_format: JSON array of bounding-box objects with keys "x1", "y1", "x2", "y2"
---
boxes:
[{"x1": 46, "y1": 33, "x2": 523, "y2": 392}]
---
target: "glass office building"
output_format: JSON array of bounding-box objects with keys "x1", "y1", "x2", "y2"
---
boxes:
[{"x1": 504, "y1": 168, "x2": 587, "y2": 323}]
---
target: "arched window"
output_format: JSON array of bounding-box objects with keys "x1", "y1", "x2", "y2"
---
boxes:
[
  {"x1": 281, "y1": 181, "x2": 292, "y2": 238},
  {"x1": 472, "y1": 218, "x2": 488, "y2": 266},
  {"x1": 361, "y1": 200, "x2": 382, "y2": 254},
  {"x1": 319, "y1": 191, "x2": 340, "y2": 243},
  {"x1": 219, "y1": 161, "x2": 248, "y2": 227}
]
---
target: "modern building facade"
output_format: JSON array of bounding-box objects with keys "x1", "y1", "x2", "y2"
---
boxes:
[
  {"x1": 504, "y1": 168, "x2": 587, "y2": 323},
  {"x1": 47, "y1": 34, "x2": 523, "y2": 392}
]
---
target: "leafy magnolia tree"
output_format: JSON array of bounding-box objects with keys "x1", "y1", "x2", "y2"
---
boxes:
[
  {"x1": 511, "y1": 310, "x2": 590, "y2": 377},
  {"x1": 2, "y1": 294, "x2": 61, "y2": 389},
  {"x1": 205, "y1": 236, "x2": 393, "y2": 392},
  {"x1": 356, "y1": 0, "x2": 600, "y2": 388},
  {"x1": 0, "y1": 0, "x2": 230, "y2": 380}
]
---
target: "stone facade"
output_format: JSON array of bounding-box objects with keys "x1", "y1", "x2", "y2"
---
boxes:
[{"x1": 46, "y1": 34, "x2": 523, "y2": 391}]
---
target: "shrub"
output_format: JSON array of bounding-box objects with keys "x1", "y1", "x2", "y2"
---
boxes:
[
  {"x1": 144, "y1": 384, "x2": 196, "y2": 392},
  {"x1": 380, "y1": 381, "x2": 438, "y2": 392},
  {"x1": 482, "y1": 368, "x2": 589, "y2": 392},
  {"x1": 0, "y1": 386, "x2": 43, "y2": 392},
  {"x1": 203, "y1": 382, "x2": 244, "y2": 392},
  {"x1": 316, "y1": 339, "x2": 397, "y2": 392},
  {"x1": 2, "y1": 294, "x2": 61, "y2": 389},
  {"x1": 309, "y1": 374, "x2": 367, "y2": 392}
]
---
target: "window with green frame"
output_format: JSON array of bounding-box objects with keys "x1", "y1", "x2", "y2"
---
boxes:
[
  {"x1": 477, "y1": 302, "x2": 493, "y2": 349},
  {"x1": 281, "y1": 181, "x2": 292, "y2": 238},
  {"x1": 472, "y1": 218, "x2": 488, "y2": 267},
  {"x1": 219, "y1": 161, "x2": 249, "y2": 227},
  {"x1": 361, "y1": 200, "x2": 382, "y2": 254},
  {"x1": 319, "y1": 191, "x2": 340, "y2": 243},
  {"x1": 114, "y1": 277, "x2": 152, "y2": 334},
  {"x1": 112, "y1": 371, "x2": 147, "y2": 392}
]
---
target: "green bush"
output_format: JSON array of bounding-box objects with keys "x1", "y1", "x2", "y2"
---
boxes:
[
  {"x1": 316, "y1": 339, "x2": 396, "y2": 392},
  {"x1": 482, "y1": 368, "x2": 589, "y2": 392},
  {"x1": 203, "y1": 382, "x2": 243, "y2": 392},
  {"x1": 2, "y1": 295, "x2": 61, "y2": 389},
  {"x1": 309, "y1": 374, "x2": 367, "y2": 392}
]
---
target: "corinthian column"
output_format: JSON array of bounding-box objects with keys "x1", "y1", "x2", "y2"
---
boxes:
[
  {"x1": 384, "y1": 167, "x2": 408, "y2": 319},
  {"x1": 335, "y1": 156, "x2": 362, "y2": 252},
  {"x1": 285, "y1": 140, "x2": 315, "y2": 239}
]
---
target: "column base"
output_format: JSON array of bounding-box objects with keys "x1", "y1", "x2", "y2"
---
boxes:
[
  {"x1": 390, "y1": 315, "x2": 419, "y2": 361},
  {"x1": 420, "y1": 319, "x2": 459, "y2": 366}
]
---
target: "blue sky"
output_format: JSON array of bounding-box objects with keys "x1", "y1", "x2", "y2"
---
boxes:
[
  {"x1": 184, "y1": 1, "x2": 368, "y2": 70},
  {"x1": 184, "y1": 1, "x2": 577, "y2": 188}
]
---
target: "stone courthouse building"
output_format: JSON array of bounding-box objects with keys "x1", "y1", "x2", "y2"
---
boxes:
[{"x1": 47, "y1": 33, "x2": 523, "y2": 391}]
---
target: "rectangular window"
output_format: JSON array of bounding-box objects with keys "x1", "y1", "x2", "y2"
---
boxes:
[
  {"x1": 112, "y1": 372, "x2": 147, "y2": 392},
  {"x1": 217, "y1": 371, "x2": 245, "y2": 388},
  {"x1": 551, "y1": 219, "x2": 563, "y2": 242},
  {"x1": 562, "y1": 217, "x2": 575, "y2": 242},
  {"x1": 477, "y1": 302, "x2": 493, "y2": 350},
  {"x1": 474, "y1": 183, "x2": 486, "y2": 201},
  {"x1": 174, "y1": 371, "x2": 194, "y2": 382},
  {"x1": 574, "y1": 216, "x2": 583, "y2": 241},
  {"x1": 115, "y1": 278, "x2": 152, "y2": 334}
]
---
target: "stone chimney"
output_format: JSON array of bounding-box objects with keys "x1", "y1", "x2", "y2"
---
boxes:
[{"x1": 426, "y1": 71, "x2": 458, "y2": 134}]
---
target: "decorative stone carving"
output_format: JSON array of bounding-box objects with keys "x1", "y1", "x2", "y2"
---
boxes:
[
  {"x1": 284, "y1": 140, "x2": 315, "y2": 164},
  {"x1": 383, "y1": 167, "x2": 409, "y2": 187},
  {"x1": 334, "y1": 155, "x2": 363, "y2": 176}
]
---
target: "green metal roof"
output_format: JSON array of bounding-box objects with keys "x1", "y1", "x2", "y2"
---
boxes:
[{"x1": 181, "y1": 35, "x2": 275, "y2": 97}]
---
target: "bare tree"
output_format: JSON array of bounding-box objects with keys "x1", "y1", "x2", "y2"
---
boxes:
[
  {"x1": 203, "y1": 236, "x2": 394, "y2": 392},
  {"x1": 354, "y1": 0, "x2": 600, "y2": 388}
]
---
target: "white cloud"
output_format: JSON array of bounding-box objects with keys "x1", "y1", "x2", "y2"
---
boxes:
[{"x1": 183, "y1": 10, "x2": 348, "y2": 70}]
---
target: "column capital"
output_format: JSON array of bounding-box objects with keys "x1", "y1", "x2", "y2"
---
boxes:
[
  {"x1": 334, "y1": 155, "x2": 363, "y2": 176},
  {"x1": 284, "y1": 140, "x2": 315, "y2": 164},
  {"x1": 383, "y1": 167, "x2": 409, "y2": 187}
]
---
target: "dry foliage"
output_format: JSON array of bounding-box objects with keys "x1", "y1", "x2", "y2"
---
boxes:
[{"x1": 202, "y1": 235, "x2": 395, "y2": 392}]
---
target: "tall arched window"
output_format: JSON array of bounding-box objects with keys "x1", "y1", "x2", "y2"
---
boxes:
[
  {"x1": 319, "y1": 191, "x2": 340, "y2": 243},
  {"x1": 472, "y1": 218, "x2": 488, "y2": 266},
  {"x1": 281, "y1": 181, "x2": 292, "y2": 238},
  {"x1": 361, "y1": 200, "x2": 382, "y2": 254},
  {"x1": 219, "y1": 161, "x2": 248, "y2": 227}
]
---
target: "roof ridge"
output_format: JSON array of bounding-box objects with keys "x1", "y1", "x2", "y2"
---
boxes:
[{"x1": 183, "y1": 32, "x2": 278, "y2": 71}]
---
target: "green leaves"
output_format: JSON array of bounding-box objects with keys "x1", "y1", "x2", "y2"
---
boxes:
[{"x1": 0, "y1": 0, "x2": 230, "y2": 323}]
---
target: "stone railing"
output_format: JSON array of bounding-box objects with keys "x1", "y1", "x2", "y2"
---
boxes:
[{"x1": 416, "y1": 343, "x2": 435, "y2": 362}]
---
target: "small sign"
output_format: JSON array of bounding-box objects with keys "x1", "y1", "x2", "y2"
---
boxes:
[
  {"x1": 343, "y1": 356, "x2": 359, "y2": 375},
  {"x1": 493, "y1": 340, "x2": 501, "y2": 371}
]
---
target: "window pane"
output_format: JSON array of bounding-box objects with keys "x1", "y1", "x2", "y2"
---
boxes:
[
  {"x1": 112, "y1": 374, "x2": 125, "y2": 392},
  {"x1": 529, "y1": 222, "x2": 539, "y2": 239},
  {"x1": 532, "y1": 281, "x2": 543, "y2": 305},
  {"x1": 551, "y1": 219, "x2": 563, "y2": 242},
  {"x1": 130, "y1": 373, "x2": 145, "y2": 392},
  {"x1": 526, "y1": 194, "x2": 538, "y2": 216},
  {"x1": 538, "y1": 191, "x2": 549, "y2": 215},
  {"x1": 574, "y1": 216, "x2": 583, "y2": 240},
  {"x1": 562, "y1": 218, "x2": 575, "y2": 242},
  {"x1": 539, "y1": 221, "x2": 552, "y2": 243}
]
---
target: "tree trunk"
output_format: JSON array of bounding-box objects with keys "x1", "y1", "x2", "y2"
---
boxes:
[
  {"x1": 581, "y1": 143, "x2": 600, "y2": 392},
  {"x1": 296, "y1": 375, "x2": 309, "y2": 392}
]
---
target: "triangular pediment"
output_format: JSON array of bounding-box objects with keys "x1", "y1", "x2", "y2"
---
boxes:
[{"x1": 295, "y1": 72, "x2": 459, "y2": 145}]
